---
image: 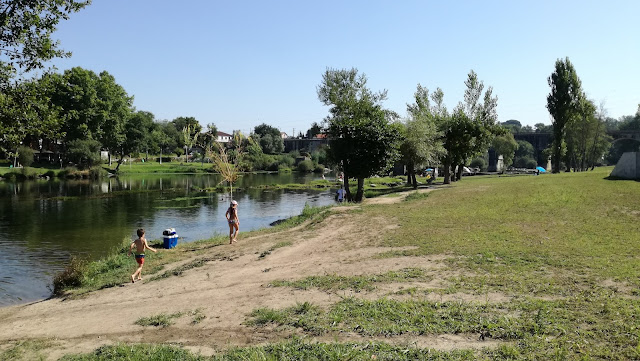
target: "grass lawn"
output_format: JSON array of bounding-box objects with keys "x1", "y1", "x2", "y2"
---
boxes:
[{"x1": 12, "y1": 166, "x2": 640, "y2": 360}]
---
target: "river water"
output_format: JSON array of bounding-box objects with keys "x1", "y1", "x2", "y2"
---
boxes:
[{"x1": 0, "y1": 173, "x2": 335, "y2": 307}]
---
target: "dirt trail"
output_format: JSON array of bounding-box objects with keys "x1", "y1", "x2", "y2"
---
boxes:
[{"x1": 0, "y1": 188, "x2": 497, "y2": 359}]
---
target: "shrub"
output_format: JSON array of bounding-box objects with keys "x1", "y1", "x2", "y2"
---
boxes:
[
  {"x1": 313, "y1": 164, "x2": 325, "y2": 173},
  {"x1": 514, "y1": 156, "x2": 537, "y2": 169},
  {"x1": 88, "y1": 167, "x2": 108, "y2": 179},
  {"x1": 43, "y1": 170, "x2": 56, "y2": 178},
  {"x1": 66, "y1": 139, "x2": 101, "y2": 168},
  {"x1": 470, "y1": 157, "x2": 487, "y2": 171},
  {"x1": 52, "y1": 257, "x2": 87, "y2": 296},
  {"x1": 20, "y1": 167, "x2": 39, "y2": 180},
  {"x1": 278, "y1": 154, "x2": 295, "y2": 168},
  {"x1": 17, "y1": 146, "x2": 34, "y2": 167},
  {"x1": 3, "y1": 171, "x2": 24, "y2": 181},
  {"x1": 297, "y1": 159, "x2": 314, "y2": 172},
  {"x1": 267, "y1": 161, "x2": 280, "y2": 172}
]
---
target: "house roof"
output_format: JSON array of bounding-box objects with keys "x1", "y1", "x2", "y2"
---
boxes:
[{"x1": 217, "y1": 131, "x2": 232, "y2": 137}]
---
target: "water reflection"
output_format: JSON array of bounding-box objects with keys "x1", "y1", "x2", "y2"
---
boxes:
[{"x1": 0, "y1": 173, "x2": 335, "y2": 306}]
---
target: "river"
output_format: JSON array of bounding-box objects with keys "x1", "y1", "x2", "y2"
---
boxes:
[{"x1": 0, "y1": 172, "x2": 336, "y2": 307}]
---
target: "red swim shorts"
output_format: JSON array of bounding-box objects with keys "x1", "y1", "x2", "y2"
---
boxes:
[{"x1": 135, "y1": 254, "x2": 145, "y2": 265}]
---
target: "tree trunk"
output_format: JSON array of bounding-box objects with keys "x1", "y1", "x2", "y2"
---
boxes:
[
  {"x1": 114, "y1": 157, "x2": 125, "y2": 172},
  {"x1": 411, "y1": 173, "x2": 417, "y2": 189},
  {"x1": 552, "y1": 139, "x2": 561, "y2": 174},
  {"x1": 354, "y1": 177, "x2": 365, "y2": 202},
  {"x1": 456, "y1": 164, "x2": 464, "y2": 181},
  {"x1": 443, "y1": 161, "x2": 451, "y2": 184},
  {"x1": 343, "y1": 175, "x2": 351, "y2": 202},
  {"x1": 160, "y1": 149, "x2": 163, "y2": 165}
]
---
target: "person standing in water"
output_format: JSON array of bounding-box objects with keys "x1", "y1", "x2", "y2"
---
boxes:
[
  {"x1": 128, "y1": 228, "x2": 157, "y2": 283},
  {"x1": 226, "y1": 200, "x2": 239, "y2": 244}
]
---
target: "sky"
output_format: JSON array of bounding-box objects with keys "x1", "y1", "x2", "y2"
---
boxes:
[{"x1": 49, "y1": 0, "x2": 640, "y2": 135}]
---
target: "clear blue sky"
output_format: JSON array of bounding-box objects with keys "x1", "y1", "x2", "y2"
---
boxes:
[{"x1": 50, "y1": 0, "x2": 640, "y2": 135}]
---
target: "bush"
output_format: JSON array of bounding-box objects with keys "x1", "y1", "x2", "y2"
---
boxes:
[
  {"x1": 43, "y1": 170, "x2": 56, "y2": 178},
  {"x1": 58, "y1": 167, "x2": 89, "y2": 179},
  {"x1": 297, "y1": 159, "x2": 314, "y2": 172},
  {"x1": 278, "y1": 154, "x2": 295, "y2": 168},
  {"x1": 66, "y1": 139, "x2": 101, "y2": 168},
  {"x1": 17, "y1": 146, "x2": 34, "y2": 167},
  {"x1": 2, "y1": 171, "x2": 24, "y2": 181},
  {"x1": 88, "y1": 167, "x2": 108, "y2": 179},
  {"x1": 52, "y1": 257, "x2": 87, "y2": 296},
  {"x1": 20, "y1": 167, "x2": 39, "y2": 180},
  {"x1": 313, "y1": 164, "x2": 325, "y2": 173},
  {"x1": 514, "y1": 156, "x2": 537, "y2": 169},
  {"x1": 470, "y1": 157, "x2": 487, "y2": 171},
  {"x1": 267, "y1": 161, "x2": 280, "y2": 172}
]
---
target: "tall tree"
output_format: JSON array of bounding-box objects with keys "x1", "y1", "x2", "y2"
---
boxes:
[
  {"x1": 547, "y1": 57, "x2": 583, "y2": 173},
  {"x1": 317, "y1": 68, "x2": 400, "y2": 202},
  {"x1": 253, "y1": 123, "x2": 284, "y2": 154},
  {"x1": 412, "y1": 71, "x2": 501, "y2": 184},
  {"x1": 403, "y1": 85, "x2": 444, "y2": 188},
  {"x1": 0, "y1": 0, "x2": 90, "y2": 79},
  {"x1": 0, "y1": 77, "x2": 60, "y2": 158},
  {"x1": 96, "y1": 71, "x2": 134, "y2": 164},
  {"x1": 306, "y1": 122, "x2": 322, "y2": 138}
]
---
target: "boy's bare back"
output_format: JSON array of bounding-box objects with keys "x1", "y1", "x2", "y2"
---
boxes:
[{"x1": 132, "y1": 238, "x2": 147, "y2": 253}]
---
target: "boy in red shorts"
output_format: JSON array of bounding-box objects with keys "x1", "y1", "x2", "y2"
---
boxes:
[{"x1": 127, "y1": 228, "x2": 157, "y2": 283}]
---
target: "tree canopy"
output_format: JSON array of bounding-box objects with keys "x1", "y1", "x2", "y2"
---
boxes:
[
  {"x1": 318, "y1": 68, "x2": 400, "y2": 202},
  {"x1": 252, "y1": 123, "x2": 284, "y2": 154},
  {"x1": 0, "y1": 0, "x2": 90, "y2": 79},
  {"x1": 547, "y1": 57, "x2": 583, "y2": 173}
]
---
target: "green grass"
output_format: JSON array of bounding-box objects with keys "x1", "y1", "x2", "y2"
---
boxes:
[
  {"x1": 269, "y1": 268, "x2": 431, "y2": 292},
  {"x1": 54, "y1": 236, "x2": 227, "y2": 297},
  {"x1": 50, "y1": 167, "x2": 640, "y2": 359},
  {"x1": 247, "y1": 294, "x2": 640, "y2": 358},
  {"x1": 0, "y1": 339, "x2": 55, "y2": 361},
  {"x1": 104, "y1": 161, "x2": 214, "y2": 174},
  {"x1": 59, "y1": 339, "x2": 480, "y2": 360},
  {"x1": 246, "y1": 167, "x2": 640, "y2": 359},
  {"x1": 135, "y1": 312, "x2": 184, "y2": 327},
  {"x1": 405, "y1": 191, "x2": 431, "y2": 201}
]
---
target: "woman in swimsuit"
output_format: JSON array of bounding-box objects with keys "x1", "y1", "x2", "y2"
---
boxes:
[{"x1": 225, "y1": 200, "x2": 239, "y2": 244}]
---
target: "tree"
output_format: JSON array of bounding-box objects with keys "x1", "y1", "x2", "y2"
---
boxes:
[
  {"x1": 501, "y1": 120, "x2": 522, "y2": 133},
  {"x1": 402, "y1": 86, "x2": 444, "y2": 188},
  {"x1": 547, "y1": 57, "x2": 583, "y2": 173},
  {"x1": 172, "y1": 116, "x2": 201, "y2": 139},
  {"x1": 412, "y1": 71, "x2": 501, "y2": 184},
  {"x1": 317, "y1": 68, "x2": 400, "y2": 202},
  {"x1": 181, "y1": 125, "x2": 198, "y2": 162},
  {"x1": 306, "y1": 122, "x2": 322, "y2": 138},
  {"x1": 253, "y1": 123, "x2": 284, "y2": 154},
  {"x1": 17, "y1": 145, "x2": 34, "y2": 167},
  {"x1": 0, "y1": 76, "x2": 60, "y2": 158},
  {"x1": 66, "y1": 138, "x2": 101, "y2": 168},
  {"x1": 492, "y1": 133, "x2": 518, "y2": 172},
  {"x1": 208, "y1": 132, "x2": 250, "y2": 200},
  {"x1": 534, "y1": 123, "x2": 553, "y2": 133},
  {"x1": 96, "y1": 71, "x2": 134, "y2": 164},
  {"x1": 150, "y1": 129, "x2": 170, "y2": 164},
  {"x1": 0, "y1": 0, "x2": 90, "y2": 80}
]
